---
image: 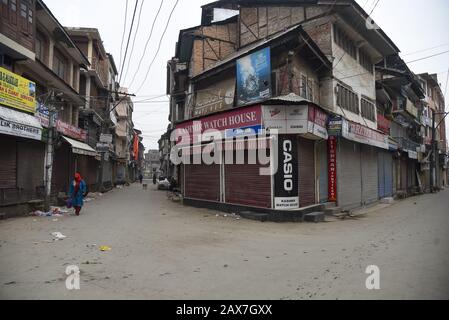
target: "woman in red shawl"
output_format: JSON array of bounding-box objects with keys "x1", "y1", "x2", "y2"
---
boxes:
[{"x1": 69, "y1": 173, "x2": 87, "y2": 216}]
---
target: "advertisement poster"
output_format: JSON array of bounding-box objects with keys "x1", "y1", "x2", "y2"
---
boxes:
[
  {"x1": 56, "y1": 120, "x2": 87, "y2": 142},
  {"x1": 274, "y1": 135, "x2": 299, "y2": 210},
  {"x1": 194, "y1": 78, "x2": 235, "y2": 117},
  {"x1": 0, "y1": 67, "x2": 36, "y2": 113},
  {"x1": 236, "y1": 47, "x2": 272, "y2": 106}
]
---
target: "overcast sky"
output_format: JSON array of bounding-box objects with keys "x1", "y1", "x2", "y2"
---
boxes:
[{"x1": 44, "y1": 0, "x2": 449, "y2": 150}]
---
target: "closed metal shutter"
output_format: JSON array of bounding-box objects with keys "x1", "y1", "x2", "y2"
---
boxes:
[
  {"x1": 0, "y1": 135, "x2": 17, "y2": 188},
  {"x1": 316, "y1": 140, "x2": 328, "y2": 203},
  {"x1": 53, "y1": 143, "x2": 72, "y2": 194},
  {"x1": 184, "y1": 164, "x2": 220, "y2": 202},
  {"x1": 361, "y1": 145, "x2": 378, "y2": 205},
  {"x1": 17, "y1": 139, "x2": 45, "y2": 197},
  {"x1": 378, "y1": 151, "x2": 393, "y2": 198},
  {"x1": 225, "y1": 162, "x2": 271, "y2": 208},
  {"x1": 298, "y1": 137, "x2": 315, "y2": 207},
  {"x1": 401, "y1": 157, "x2": 407, "y2": 191},
  {"x1": 338, "y1": 139, "x2": 362, "y2": 209}
]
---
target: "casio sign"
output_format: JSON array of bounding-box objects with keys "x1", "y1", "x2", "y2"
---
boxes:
[{"x1": 283, "y1": 140, "x2": 293, "y2": 192}]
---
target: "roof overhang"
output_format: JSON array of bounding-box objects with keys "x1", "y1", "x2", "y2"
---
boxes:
[
  {"x1": 36, "y1": 0, "x2": 90, "y2": 67},
  {"x1": 63, "y1": 136, "x2": 97, "y2": 157}
]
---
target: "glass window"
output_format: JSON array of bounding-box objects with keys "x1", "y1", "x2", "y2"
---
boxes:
[{"x1": 10, "y1": 0, "x2": 16, "y2": 11}]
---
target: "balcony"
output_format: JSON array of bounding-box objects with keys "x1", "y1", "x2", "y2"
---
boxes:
[
  {"x1": 395, "y1": 137, "x2": 421, "y2": 152},
  {"x1": 90, "y1": 57, "x2": 109, "y2": 88}
]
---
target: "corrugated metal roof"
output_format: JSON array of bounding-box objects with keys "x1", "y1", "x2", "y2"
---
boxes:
[{"x1": 63, "y1": 136, "x2": 97, "y2": 157}]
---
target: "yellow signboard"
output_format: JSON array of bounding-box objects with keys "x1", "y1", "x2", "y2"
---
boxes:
[{"x1": 0, "y1": 67, "x2": 36, "y2": 113}]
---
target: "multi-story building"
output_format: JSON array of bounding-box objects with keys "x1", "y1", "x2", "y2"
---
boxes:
[
  {"x1": 166, "y1": 0, "x2": 408, "y2": 218},
  {"x1": 418, "y1": 73, "x2": 447, "y2": 189},
  {"x1": 66, "y1": 27, "x2": 119, "y2": 191},
  {"x1": 114, "y1": 88, "x2": 134, "y2": 184},
  {"x1": 144, "y1": 150, "x2": 161, "y2": 177},
  {"x1": 1, "y1": 0, "x2": 92, "y2": 214}
]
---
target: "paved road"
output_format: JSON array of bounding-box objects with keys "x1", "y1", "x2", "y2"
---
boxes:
[{"x1": 1, "y1": 182, "x2": 448, "y2": 300}]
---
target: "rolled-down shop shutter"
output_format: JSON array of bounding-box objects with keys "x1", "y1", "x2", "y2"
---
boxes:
[
  {"x1": 338, "y1": 139, "x2": 362, "y2": 209},
  {"x1": 378, "y1": 151, "x2": 393, "y2": 198},
  {"x1": 224, "y1": 140, "x2": 271, "y2": 208},
  {"x1": 361, "y1": 145, "x2": 378, "y2": 205},
  {"x1": 184, "y1": 145, "x2": 221, "y2": 202},
  {"x1": 298, "y1": 137, "x2": 316, "y2": 207},
  {"x1": 17, "y1": 139, "x2": 45, "y2": 197},
  {"x1": 0, "y1": 135, "x2": 17, "y2": 189},
  {"x1": 316, "y1": 140, "x2": 328, "y2": 203},
  {"x1": 184, "y1": 164, "x2": 220, "y2": 202}
]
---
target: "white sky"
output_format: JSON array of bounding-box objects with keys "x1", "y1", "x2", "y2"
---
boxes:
[{"x1": 43, "y1": 0, "x2": 449, "y2": 150}]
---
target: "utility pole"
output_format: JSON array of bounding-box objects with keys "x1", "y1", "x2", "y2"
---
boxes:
[
  {"x1": 430, "y1": 110, "x2": 449, "y2": 192},
  {"x1": 44, "y1": 91, "x2": 56, "y2": 211}
]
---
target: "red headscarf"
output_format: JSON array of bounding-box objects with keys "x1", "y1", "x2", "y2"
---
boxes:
[{"x1": 74, "y1": 173, "x2": 82, "y2": 194}]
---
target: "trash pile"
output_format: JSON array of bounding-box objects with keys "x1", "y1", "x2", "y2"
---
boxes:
[{"x1": 30, "y1": 206, "x2": 69, "y2": 217}]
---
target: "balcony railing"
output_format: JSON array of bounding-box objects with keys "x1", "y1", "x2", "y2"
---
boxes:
[{"x1": 395, "y1": 137, "x2": 421, "y2": 152}]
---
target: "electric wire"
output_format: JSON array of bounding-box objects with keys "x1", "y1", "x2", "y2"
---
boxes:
[{"x1": 118, "y1": 0, "x2": 140, "y2": 84}]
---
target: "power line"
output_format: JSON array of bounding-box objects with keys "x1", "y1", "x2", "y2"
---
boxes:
[
  {"x1": 135, "y1": 0, "x2": 180, "y2": 94},
  {"x1": 127, "y1": 0, "x2": 164, "y2": 89},
  {"x1": 118, "y1": 0, "x2": 140, "y2": 84},
  {"x1": 402, "y1": 42, "x2": 449, "y2": 57},
  {"x1": 406, "y1": 49, "x2": 449, "y2": 64},
  {"x1": 119, "y1": 0, "x2": 129, "y2": 71},
  {"x1": 122, "y1": 0, "x2": 146, "y2": 85}
]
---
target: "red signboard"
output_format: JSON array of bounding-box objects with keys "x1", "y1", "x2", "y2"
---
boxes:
[
  {"x1": 56, "y1": 120, "x2": 87, "y2": 142},
  {"x1": 175, "y1": 104, "x2": 262, "y2": 144},
  {"x1": 308, "y1": 105, "x2": 327, "y2": 128},
  {"x1": 328, "y1": 136, "x2": 337, "y2": 202}
]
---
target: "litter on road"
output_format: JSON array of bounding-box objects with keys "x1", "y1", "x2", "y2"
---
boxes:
[
  {"x1": 100, "y1": 245, "x2": 111, "y2": 252},
  {"x1": 51, "y1": 232, "x2": 66, "y2": 240}
]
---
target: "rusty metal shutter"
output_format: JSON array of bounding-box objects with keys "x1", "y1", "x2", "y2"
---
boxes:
[
  {"x1": 298, "y1": 137, "x2": 315, "y2": 207},
  {"x1": 361, "y1": 145, "x2": 378, "y2": 205},
  {"x1": 17, "y1": 139, "x2": 45, "y2": 197},
  {"x1": 184, "y1": 164, "x2": 220, "y2": 202},
  {"x1": 225, "y1": 162, "x2": 271, "y2": 208},
  {"x1": 0, "y1": 135, "x2": 17, "y2": 188}
]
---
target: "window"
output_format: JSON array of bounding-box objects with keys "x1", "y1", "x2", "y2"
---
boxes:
[
  {"x1": 336, "y1": 84, "x2": 359, "y2": 114},
  {"x1": 53, "y1": 50, "x2": 66, "y2": 80},
  {"x1": 359, "y1": 49, "x2": 373, "y2": 74},
  {"x1": 20, "y1": 2, "x2": 26, "y2": 17},
  {"x1": 10, "y1": 0, "x2": 16, "y2": 11},
  {"x1": 28, "y1": 8, "x2": 32, "y2": 24},
  {"x1": 300, "y1": 74, "x2": 307, "y2": 98},
  {"x1": 334, "y1": 24, "x2": 357, "y2": 60},
  {"x1": 307, "y1": 79, "x2": 314, "y2": 102},
  {"x1": 361, "y1": 98, "x2": 376, "y2": 121},
  {"x1": 35, "y1": 36, "x2": 42, "y2": 60}
]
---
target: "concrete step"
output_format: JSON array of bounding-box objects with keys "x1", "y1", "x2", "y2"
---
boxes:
[
  {"x1": 324, "y1": 206, "x2": 341, "y2": 216},
  {"x1": 239, "y1": 211, "x2": 269, "y2": 222},
  {"x1": 322, "y1": 202, "x2": 337, "y2": 209},
  {"x1": 380, "y1": 197, "x2": 394, "y2": 204},
  {"x1": 303, "y1": 211, "x2": 325, "y2": 223}
]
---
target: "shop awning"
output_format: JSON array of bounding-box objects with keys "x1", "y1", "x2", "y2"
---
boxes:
[
  {"x1": 62, "y1": 136, "x2": 97, "y2": 157},
  {"x1": 0, "y1": 105, "x2": 42, "y2": 141}
]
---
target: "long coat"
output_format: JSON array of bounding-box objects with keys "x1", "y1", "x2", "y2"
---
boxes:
[{"x1": 69, "y1": 180, "x2": 86, "y2": 207}]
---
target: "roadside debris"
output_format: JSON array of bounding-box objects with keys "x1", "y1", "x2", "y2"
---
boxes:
[
  {"x1": 99, "y1": 245, "x2": 111, "y2": 252},
  {"x1": 30, "y1": 206, "x2": 69, "y2": 217},
  {"x1": 51, "y1": 232, "x2": 66, "y2": 240}
]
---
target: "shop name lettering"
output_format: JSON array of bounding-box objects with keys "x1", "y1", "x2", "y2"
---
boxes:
[
  {"x1": 181, "y1": 111, "x2": 258, "y2": 134},
  {"x1": 0, "y1": 72, "x2": 19, "y2": 87},
  {"x1": 282, "y1": 140, "x2": 294, "y2": 192},
  {"x1": 0, "y1": 119, "x2": 39, "y2": 134},
  {"x1": 0, "y1": 86, "x2": 34, "y2": 102},
  {"x1": 349, "y1": 122, "x2": 384, "y2": 142}
]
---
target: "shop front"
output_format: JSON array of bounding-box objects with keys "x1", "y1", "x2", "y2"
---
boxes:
[
  {"x1": 327, "y1": 115, "x2": 391, "y2": 209},
  {"x1": 175, "y1": 103, "x2": 329, "y2": 215},
  {"x1": 0, "y1": 105, "x2": 44, "y2": 206}
]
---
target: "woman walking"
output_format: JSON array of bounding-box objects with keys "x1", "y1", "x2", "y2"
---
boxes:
[{"x1": 69, "y1": 172, "x2": 86, "y2": 216}]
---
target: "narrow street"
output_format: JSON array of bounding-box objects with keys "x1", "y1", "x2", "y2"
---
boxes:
[{"x1": 0, "y1": 183, "x2": 448, "y2": 300}]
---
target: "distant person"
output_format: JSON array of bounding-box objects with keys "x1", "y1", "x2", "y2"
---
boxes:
[
  {"x1": 69, "y1": 172, "x2": 87, "y2": 216},
  {"x1": 153, "y1": 173, "x2": 157, "y2": 185},
  {"x1": 139, "y1": 173, "x2": 143, "y2": 184}
]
